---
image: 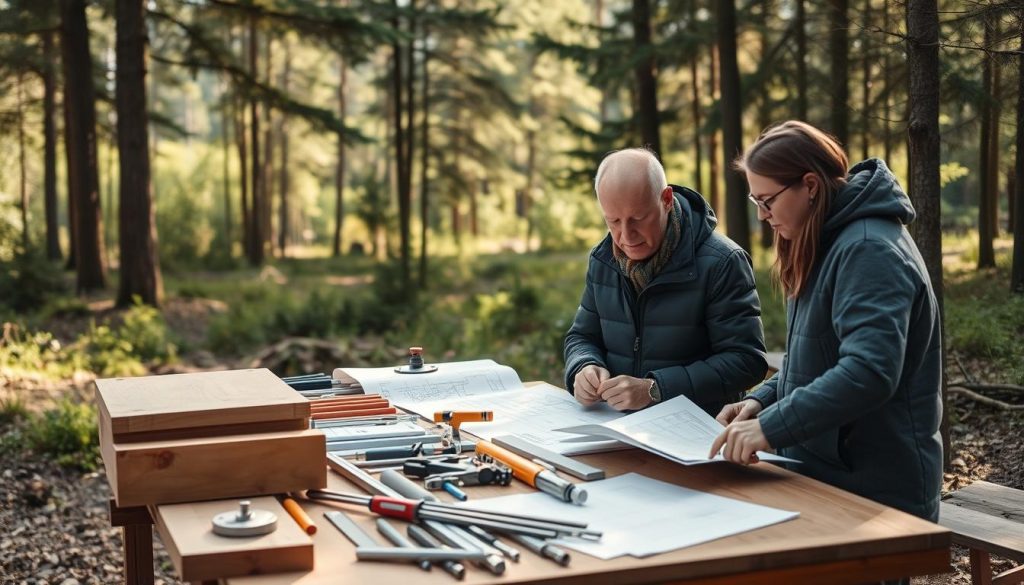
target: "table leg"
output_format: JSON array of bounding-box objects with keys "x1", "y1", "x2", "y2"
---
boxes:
[
  {"x1": 124, "y1": 524, "x2": 155, "y2": 585},
  {"x1": 970, "y1": 548, "x2": 993, "y2": 585}
]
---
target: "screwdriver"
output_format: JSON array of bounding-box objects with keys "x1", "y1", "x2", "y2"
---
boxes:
[{"x1": 475, "y1": 440, "x2": 588, "y2": 504}]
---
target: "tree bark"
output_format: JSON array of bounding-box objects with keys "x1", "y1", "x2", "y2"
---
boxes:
[
  {"x1": 989, "y1": 34, "x2": 1002, "y2": 239},
  {"x1": 796, "y1": 0, "x2": 808, "y2": 120},
  {"x1": 333, "y1": 59, "x2": 347, "y2": 258},
  {"x1": 63, "y1": 74, "x2": 77, "y2": 270},
  {"x1": 632, "y1": 0, "x2": 661, "y2": 156},
  {"x1": 392, "y1": 0, "x2": 412, "y2": 284},
  {"x1": 42, "y1": 30, "x2": 61, "y2": 261},
  {"x1": 882, "y1": 0, "x2": 892, "y2": 162},
  {"x1": 689, "y1": 0, "x2": 702, "y2": 195},
  {"x1": 905, "y1": 0, "x2": 949, "y2": 467},
  {"x1": 718, "y1": 0, "x2": 750, "y2": 252},
  {"x1": 860, "y1": 0, "x2": 871, "y2": 161},
  {"x1": 978, "y1": 17, "x2": 996, "y2": 269},
  {"x1": 1012, "y1": 12, "x2": 1024, "y2": 294},
  {"x1": 235, "y1": 93, "x2": 250, "y2": 260},
  {"x1": 709, "y1": 43, "x2": 721, "y2": 214},
  {"x1": 248, "y1": 16, "x2": 264, "y2": 266},
  {"x1": 17, "y1": 73, "x2": 29, "y2": 250},
  {"x1": 829, "y1": 0, "x2": 850, "y2": 147},
  {"x1": 262, "y1": 36, "x2": 275, "y2": 258},
  {"x1": 62, "y1": 0, "x2": 107, "y2": 292},
  {"x1": 115, "y1": 0, "x2": 163, "y2": 307},
  {"x1": 418, "y1": 31, "x2": 430, "y2": 285},
  {"x1": 758, "y1": 1, "x2": 774, "y2": 249},
  {"x1": 278, "y1": 40, "x2": 290, "y2": 258},
  {"x1": 221, "y1": 82, "x2": 233, "y2": 252}
]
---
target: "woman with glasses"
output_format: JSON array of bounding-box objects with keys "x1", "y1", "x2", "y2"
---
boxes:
[{"x1": 709, "y1": 120, "x2": 943, "y2": 525}]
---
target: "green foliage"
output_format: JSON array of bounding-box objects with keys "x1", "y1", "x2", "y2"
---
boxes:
[
  {"x1": 0, "y1": 326, "x2": 85, "y2": 380},
  {"x1": 75, "y1": 323, "x2": 147, "y2": 378},
  {"x1": 0, "y1": 394, "x2": 28, "y2": 427},
  {"x1": 0, "y1": 247, "x2": 68, "y2": 314},
  {"x1": 118, "y1": 300, "x2": 178, "y2": 364},
  {"x1": 25, "y1": 398, "x2": 100, "y2": 471},
  {"x1": 946, "y1": 267, "x2": 1024, "y2": 385}
]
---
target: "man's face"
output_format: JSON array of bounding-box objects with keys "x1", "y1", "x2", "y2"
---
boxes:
[{"x1": 598, "y1": 183, "x2": 672, "y2": 261}]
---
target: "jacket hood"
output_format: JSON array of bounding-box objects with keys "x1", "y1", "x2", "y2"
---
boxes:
[
  {"x1": 824, "y1": 158, "x2": 916, "y2": 236},
  {"x1": 593, "y1": 185, "x2": 718, "y2": 270}
]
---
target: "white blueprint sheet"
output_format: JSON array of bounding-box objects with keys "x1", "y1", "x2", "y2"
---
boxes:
[
  {"x1": 400, "y1": 382, "x2": 628, "y2": 456},
  {"x1": 460, "y1": 473, "x2": 799, "y2": 559},
  {"x1": 556, "y1": 394, "x2": 798, "y2": 465},
  {"x1": 334, "y1": 359, "x2": 525, "y2": 402}
]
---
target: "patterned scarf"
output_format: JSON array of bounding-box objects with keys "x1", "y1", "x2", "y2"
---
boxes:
[{"x1": 613, "y1": 196, "x2": 682, "y2": 292}]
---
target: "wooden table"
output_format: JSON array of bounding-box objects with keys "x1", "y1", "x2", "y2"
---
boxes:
[{"x1": 138, "y1": 445, "x2": 951, "y2": 585}]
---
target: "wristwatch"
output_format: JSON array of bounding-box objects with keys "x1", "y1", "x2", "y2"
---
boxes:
[{"x1": 647, "y1": 378, "x2": 662, "y2": 403}]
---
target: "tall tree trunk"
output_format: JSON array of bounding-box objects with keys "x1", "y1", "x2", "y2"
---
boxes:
[
  {"x1": 277, "y1": 40, "x2": 290, "y2": 258},
  {"x1": 17, "y1": 72, "x2": 29, "y2": 250},
  {"x1": 63, "y1": 78, "x2": 77, "y2": 270},
  {"x1": 42, "y1": 30, "x2": 61, "y2": 261},
  {"x1": 392, "y1": 0, "x2": 411, "y2": 284},
  {"x1": 1013, "y1": 11, "x2": 1024, "y2": 293},
  {"x1": 221, "y1": 84, "x2": 233, "y2": 252},
  {"x1": 248, "y1": 16, "x2": 263, "y2": 266},
  {"x1": 632, "y1": 0, "x2": 661, "y2": 156},
  {"x1": 596, "y1": 0, "x2": 608, "y2": 122},
  {"x1": 115, "y1": 0, "x2": 162, "y2": 307},
  {"x1": 333, "y1": 59, "x2": 347, "y2": 257},
  {"x1": 718, "y1": 0, "x2": 750, "y2": 252},
  {"x1": 689, "y1": 0, "x2": 702, "y2": 195},
  {"x1": 262, "y1": 35, "x2": 275, "y2": 258},
  {"x1": 989, "y1": 38, "x2": 1002, "y2": 239},
  {"x1": 62, "y1": 0, "x2": 107, "y2": 292},
  {"x1": 796, "y1": 0, "x2": 808, "y2": 120},
  {"x1": 906, "y1": 0, "x2": 948, "y2": 467},
  {"x1": 758, "y1": 1, "x2": 774, "y2": 249},
  {"x1": 829, "y1": 0, "x2": 849, "y2": 146},
  {"x1": 978, "y1": 17, "x2": 996, "y2": 269},
  {"x1": 882, "y1": 0, "x2": 892, "y2": 162},
  {"x1": 235, "y1": 94, "x2": 249, "y2": 259},
  {"x1": 709, "y1": 44, "x2": 721, "y2": 214},
  {"x1": 469, "y1": 178, "x2": 479, "y2": 237},
  {"x1": 860, "y1": 0, "x2": 871, "y2": 161},
  {"x1": 418, "y1": 34, "x2": 430, "y2": 285}
]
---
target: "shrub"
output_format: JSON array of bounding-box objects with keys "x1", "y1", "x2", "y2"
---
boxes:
[
  {"x1": 0, "y1": 395, "x2": 28, "y2": 427},
  {"x1": 25, "y1": 398, "x2": 100, "y2": 471},
  {"x1": 0, "y1": 248, "x2": 68, "y2": 313}
]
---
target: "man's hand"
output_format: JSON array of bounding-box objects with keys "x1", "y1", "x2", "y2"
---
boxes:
[
  {"x1": 574, "y1": 364, "x2": 609, "y2": 406},
  {"x1": 715, "y1": 399, "x2": 763, "y2": 426},
  {"x1": 598, "y1": 375, "x2": 653, "y2": 411},
  {"x1": 708, "y1": 418, "x2": 769, "y2": 465}
]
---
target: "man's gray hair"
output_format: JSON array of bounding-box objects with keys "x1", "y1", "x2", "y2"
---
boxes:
[{"x1": 593, "y1": 148, "x2": 667, "y2": 200}]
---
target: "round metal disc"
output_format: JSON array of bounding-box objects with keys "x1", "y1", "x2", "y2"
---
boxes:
[
  {"x1": 394, "y1": 364, "x2": 438, "y2": 374},
  {"x1": 211, "y1": 508, "x2": 278, "y2": 537}
]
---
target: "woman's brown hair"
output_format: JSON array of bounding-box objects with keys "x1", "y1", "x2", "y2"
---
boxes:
[{"x1": 734, "y1": 121, "x2": 849, "y2": 298}]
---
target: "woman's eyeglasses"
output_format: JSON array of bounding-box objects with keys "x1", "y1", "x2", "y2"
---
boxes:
[{"x1": 747, "y1": 180, "x2": 799, "y2": 212}]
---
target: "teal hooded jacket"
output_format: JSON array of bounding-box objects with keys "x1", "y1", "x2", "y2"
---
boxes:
[
  {"x1": 564, "y1": 186, "x2": 768, "y2": 416},
  {"x1": 749, "y1": 159, "x2": 943, "y2": 521}
]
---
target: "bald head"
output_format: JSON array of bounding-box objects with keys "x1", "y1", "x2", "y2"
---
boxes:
[
  {"x1": 594, "y1": 148, "x2": 667, "y2": 204},
  {"x1": 593, "y1": 149, "x2": 674, "y2": 261}
]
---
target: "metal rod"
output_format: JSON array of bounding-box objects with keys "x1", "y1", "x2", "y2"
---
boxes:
[
  {"x1": 376, "y1": 519, "x2": 431, "y2": 571},
  {"x1": 355, "y1": 546, "x2": 488, "y2": 562}
]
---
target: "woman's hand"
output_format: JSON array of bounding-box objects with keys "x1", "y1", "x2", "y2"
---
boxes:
[
  {"x1": 709, "y1": 417, "x2": 769, "y2": 465},
  {"x1": 715, "y1": 399, "x2": 763, "y2": 425}
]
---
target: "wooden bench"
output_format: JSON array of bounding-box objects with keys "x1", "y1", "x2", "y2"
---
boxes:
[{"x1": 940, "y1": 481, "x2": 1024, "y2": 585}]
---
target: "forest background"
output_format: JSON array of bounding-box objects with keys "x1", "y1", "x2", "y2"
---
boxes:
[{"x1": 0, "y1": 1, "x2": 1022, "y2": 581}]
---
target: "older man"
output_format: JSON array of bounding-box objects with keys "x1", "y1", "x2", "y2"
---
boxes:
[{"x1": 564, "y1": 148, "x2": 768, "y2": 415}]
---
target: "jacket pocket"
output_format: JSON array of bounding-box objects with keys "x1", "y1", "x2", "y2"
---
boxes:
[{"x1": 802, "y1": 427, "x2": 850, "y2": 472}]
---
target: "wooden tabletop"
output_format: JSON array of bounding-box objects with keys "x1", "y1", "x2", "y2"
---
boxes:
[{"x1": 157, "y1": 442, "x2": 952, "y2": 585}]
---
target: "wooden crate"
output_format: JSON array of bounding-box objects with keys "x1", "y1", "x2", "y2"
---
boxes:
[
  {"x1": 96, "y1": 369, "x2": 310, "y2": 443},
  {"x1": 96, "y1": 369, "x2": 326, "y2": 507}
]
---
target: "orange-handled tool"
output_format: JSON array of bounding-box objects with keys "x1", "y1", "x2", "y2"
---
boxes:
[
  {"x1": 475, "y1": 440, "x2": 587, "y2": 505},
  {"x1": 280, "y1": 495, "x2": 317, "y2": 535}
]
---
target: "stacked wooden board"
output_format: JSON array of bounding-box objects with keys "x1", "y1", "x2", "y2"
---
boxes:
[{"x1": 97, "y1": 368, "x2": 326, "y2": 507}]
